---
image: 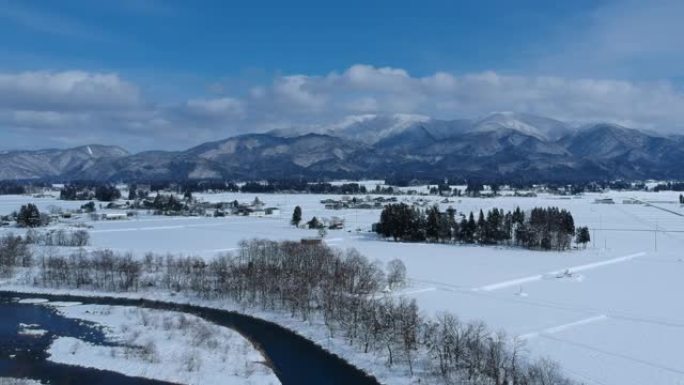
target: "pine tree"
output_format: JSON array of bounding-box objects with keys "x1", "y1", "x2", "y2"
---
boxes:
[
  {"x1": 184, "y1": 189, "x2": 193, "y2": 201},
  {"x1": 128, "y1": 184, "x2": 137, "y2": 201},
  {"x1": 475, "y1": 210, "x2": 486, "y2": 244},
  {"x1": 576, "y1": 226, "x2": 591, "y2": 248},
  {"x1": 17, "y1": 204, "x2": 43, "y2": 228},
  {"x1": 457, "y1": 218, "x2": 467, "y2": 243},
  {"x1": 425, "y1": 205, "x2": 440, "y2": 242},
  {"x1": 307, "y1": 216, "x2": 323, "y2": 229},
  {"x1": 446, "y1": 206, "x2": 457, "y2": 242},
  {"x1": 291, "y1": 206, "x2": 302, "y2": 227},
  {"x1": 464, "y1": 212, "x2": 476, "y2": 243}
]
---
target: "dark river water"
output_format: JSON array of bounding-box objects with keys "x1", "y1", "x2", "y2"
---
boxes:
[{"x1": 0, "y1": 292, "x2": 381, "y2": 385}]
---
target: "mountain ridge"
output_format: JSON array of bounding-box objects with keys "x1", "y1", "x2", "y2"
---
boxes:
[{"x1": 2, "y1": 113, "x2": 683, "y2": 182}]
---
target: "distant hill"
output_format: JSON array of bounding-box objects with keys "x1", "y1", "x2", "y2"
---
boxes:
[{"x1": 2, "y1": 113, "x2": 684, "y2": 182}]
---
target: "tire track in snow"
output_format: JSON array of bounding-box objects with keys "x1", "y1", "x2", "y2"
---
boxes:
[
  {"x1": 89, "y1": 222, "x2": 230, "y2": 233},
  {"x1": 517, "y1": 314, "x2": 608, "y2": 340},
  {"x1": 411, "y1": 275, "x2": 684, "y2": 329},
  {"x1": 474, "y1": 252, "x2": 646, "y2": 292}
]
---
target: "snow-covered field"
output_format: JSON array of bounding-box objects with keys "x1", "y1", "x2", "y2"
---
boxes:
[
  {"x1": 44, "y1": 301, "x2": 280, "y2": 385},
  {"x1": 2, "y1": 189, "x2": 684, "y2": 385}
]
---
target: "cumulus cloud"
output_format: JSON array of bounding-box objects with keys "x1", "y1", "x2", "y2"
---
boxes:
[
  {"x1": 0, "y1": 71, "x2": 140, "y2": 111},
  {"x1": 3, "y1": 65, "x2": 684, "y2": 151}
]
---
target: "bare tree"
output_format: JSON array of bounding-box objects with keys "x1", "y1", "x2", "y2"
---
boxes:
[{"x1": 386, "y1": 258, "x2": 407, "y2": 290}]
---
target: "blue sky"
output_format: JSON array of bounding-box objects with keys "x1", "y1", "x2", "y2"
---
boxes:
[{"x1": 1, "y1": 0, "x2": 684, "y2": 151}]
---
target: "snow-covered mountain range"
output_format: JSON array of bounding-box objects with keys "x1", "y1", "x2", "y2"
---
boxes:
[{"x1": 2, "y1": 113, "x2": 683, "y2": 182}]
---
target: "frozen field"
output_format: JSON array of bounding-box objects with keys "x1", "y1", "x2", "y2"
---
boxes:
[{"x1": 1, "y1": 190, "x2": 684, "y2": 385}]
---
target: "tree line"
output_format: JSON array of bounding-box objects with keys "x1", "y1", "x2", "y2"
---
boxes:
[
  {"x1": 653, "y1": 182, "x2": 684, "y2": 192},
  {"x1": 0, "y1": 182, "x2": 28, "y2": 195},
  {"x1": 0, "y1": 236, "x2": 576, "y2": 385},
  {"x1": 60, "y1": 184, "x2": 122, "y2": 202},
  {"x1": 376, "y1": 204, "x2": 589, "y2": 251}
]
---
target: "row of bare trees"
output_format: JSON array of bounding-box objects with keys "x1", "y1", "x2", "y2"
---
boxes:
[
  {"x1": 0, "y1": 234, "x2": 32, "y2": 277},
  {"x1": 25, "y1": 229, "x2": 90, "y2": 247},
  {"x1": 0, "y1": 236, "x2": 576, "y2": 385},
  {"x1": 37, "y1": 249, "x2": 141, "y2": 291}
]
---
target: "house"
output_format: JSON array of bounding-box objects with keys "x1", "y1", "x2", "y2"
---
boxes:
[
  {"x1": 248, "y1": 209, "x2": 266, "y2": 217},
  {"x1": 103, "y1": 213, "x2": 128, "y2": 220},
  {"x1": 251, "y1": 197, "x2": 264, "y2": 211},
  {"x1": 594, "y1": 198, "x2": 615, "y2": 204},
  {"x1": 301, "y1": 237, "x2": 323, "y2": 245},
  {"x1": 328, "y1": 216, "x2": 345, "y2": 230},
  {"x1": 325, "y1": 202, "x2": 345, "y2": 210}
]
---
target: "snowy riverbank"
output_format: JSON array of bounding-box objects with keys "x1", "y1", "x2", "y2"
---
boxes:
[
  {"x1": 42, "y1": 301, "x2": 280, "y2": 385},
  {"x1": 2, "y1": 286, "x2": 409, "y2": 385}
]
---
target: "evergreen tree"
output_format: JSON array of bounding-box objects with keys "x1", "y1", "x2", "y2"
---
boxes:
[
  {"x1": 307, "y1": 216, "x2": 323, "y2": 229},
  {"x1": 81, "y1": 201, "x2": 96, "y2": 213},
  {"x1": 464, "y1": 212, "x2": 476, "y2": 243},
  {"x1": 425, "y1": 205, "x2": 441, "y2": 242},
  {"x1": 17, "y1": 204, "x2": 43, "y2": 228},
  {"x1": 576, "y1": 226, "x2": 591, "y2": 248},
  {"x1": 377, "y1": 203, "x2": 422, "y2": 241},
  {"x1": 465, "y1": 181, "x2": 483, "y2": 197},
  {"x1": 445, "y1": 206, "x2": 457, "y2": 242},
  {"x1": 375, "y1": 204, "x2": 579, "y2": 251},
  {"x1": 512, "y1": 206, "x2": 525, "y2": 225},
  {"x1": 291, "y1": 206, "x2": 302, "y2": 227},
  {"x1": 183, "y1": 189, "x2": 193, "y2": 201},
  {"x1": 475, "y1": 210, "x2": 486, "y2": 244},
  {"x1": 457, "y1": 217, "x2": 467, "y2": 242},
  {"x1": 128, "y1": 185, "x2": 137, "y2": 201},
  {"x1": 95, "y1": 185, "x2": 121, "y2": 202}
]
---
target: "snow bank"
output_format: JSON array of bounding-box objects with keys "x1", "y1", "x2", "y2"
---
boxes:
[
  {"x1": 17, "y1": 298, "x2": 48, "y2": 304},
  {"x1": 47, "y1": 304, "x2": 280, "y2": 385}
]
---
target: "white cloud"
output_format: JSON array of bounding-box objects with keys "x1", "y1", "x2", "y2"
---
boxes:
[
  {"x1": 0, "y1": 71, "x2": 140, "y2": 111},
  {"x1": 272, "y1": 75, "x2": 327, "y2": 110},
  {"x1": 3, "y1": 65, "x2": 684, "y2": 151},
  {"x1": 241, "y1": 65, "x2": 684, "y2": 133},
  {"x1": 185, "y1": 97, "x2": 244, "y2": 118}
]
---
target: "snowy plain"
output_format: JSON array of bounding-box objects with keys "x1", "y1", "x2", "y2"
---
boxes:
[{"x1": 1, "y1": 188, "x2": 684, "y2": 385}]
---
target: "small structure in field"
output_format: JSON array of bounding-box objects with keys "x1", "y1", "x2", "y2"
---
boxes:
[
  {"x1": 593, "y1": 198, "x2": 615, "y2": 204},
  {"x1": 102, "y1": 212, "x2": 128, "y2": 221},
  {"x1": 300, "y1": 237, "x2": 323, "y2": 245}
]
